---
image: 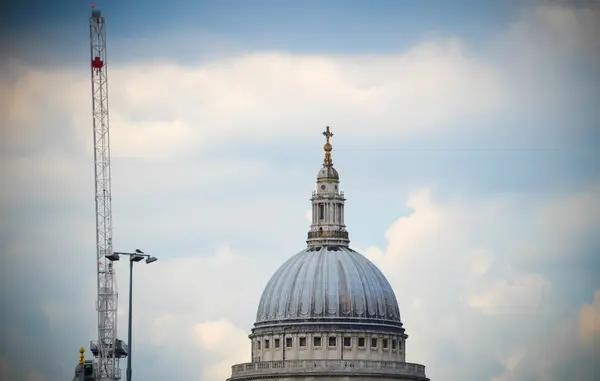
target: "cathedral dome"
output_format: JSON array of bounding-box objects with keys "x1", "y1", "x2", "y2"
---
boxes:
[
  {"x1": 254, "y1": 245, "x2": 402, "y2": 329},
  {"x1": 229, "y1": 127, "x2": 429, "y2": 381}
]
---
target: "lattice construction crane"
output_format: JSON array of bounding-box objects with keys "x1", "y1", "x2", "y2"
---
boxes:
[{"x1": 88, "y1": 5, "x2": 127, "y2": 380}]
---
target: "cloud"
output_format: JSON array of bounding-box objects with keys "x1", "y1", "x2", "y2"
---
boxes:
[
  {"x1": 366, "y1": 185, "x2": 599, "y2": 381},
  {"x1": 579, "y1": 290, "x2": 600, "y2": 346},
  {"x1": 536, "y1": 185, "x2": 600, "y2": 257},
  {"x1": 468, "y1": 273, "x2": 551, "y2": 316},
  {"x1": 0, "y1": 359, "x2": 8, "y2": 381},
  {"x1": 1, "y1": 2, "x2": 599, "y2": 381},
  {"x1": 120, "y1": 246, "x2": 268, "y2": 327},
  {"x1": 523, "y1": 3, "x2": 600, "y2": 55},
  {"x1": 1, "y1": 37, "x2": 510, "y2": 162},
  {"x1": 194, "y1": 319, "x2": 249, "y2": 381},
  {"x1": 101, "y1": 246, "x2": 279, "y2": 380},
  {"x1": 495, "y1": 288, "x2": 600, "y2": 381}
]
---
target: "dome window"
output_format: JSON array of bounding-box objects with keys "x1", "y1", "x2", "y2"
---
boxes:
[
  {"x1": 265, "y1": 339, "x2": 269, "y2": 349},
  {"x1": 313, "y1": 336, "x2": 322, "y2": 347},
  {"x1": 343, "y1": 337, "x2": 351, "y2": 347},
  {"x1": 358, "y1": 337, "x2": 365, "y2": 347},
  {"x1": 286, "y1": 337, "x2": 292, "y2": 348},
  {"x1": 383, "y1": 338, "x2": 389, "y2": 349},
  {"x1": 257, "y1": 341, "x2": 261, "y2": 350},
  {"x1": 274, "y1": 338, "x2": 280, "y2": 348},
  {"x1": 299, "y1": 337, "x2": 307, "y2": 347},
  {"x1": 392, "y1": 339, "x2": 397, "y2": 350},
  {"x1": 371, "y1": 338, "x2": 378, "y2": 348},
  {"x1": 328, "y1": 336, "x2": 337, "y2": 347}
]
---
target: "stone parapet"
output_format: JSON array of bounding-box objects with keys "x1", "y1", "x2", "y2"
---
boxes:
[{"x1": 229, "y1": 360, "x2": 428, "y2": 380}]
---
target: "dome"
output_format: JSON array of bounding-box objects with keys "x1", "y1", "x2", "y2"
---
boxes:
[
  {"x1": 228, "y1": 127, "x2": 429, "y2": 381},
  {"x1": 317, "y1": 165, "x2": 339, "y2": 180},
  {"x1": 255, "y1": 245, "x2": 402, "y2": 329}
]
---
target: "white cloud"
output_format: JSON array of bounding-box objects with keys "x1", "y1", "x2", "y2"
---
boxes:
[
  {"x1": 492, "y1": 289, "x2": 600, "y2": 381},
  {"x1": 5, "y1": 4, "x2": 594, "y2": 165},
  {"x1": 1, "y1": 38, "x2": 509, "y2": 162},
  {"x1": 466, "y1": 248, "x2": 494, "y2": 277},
  {"x1": 538, "y1": 185, "x2": 600, "y2": 238},
  {"x1": 468, "y1": 273, "x2": 551, "y2": 315},
  {"x1": 491, "y1": 345, "x2": 528, "y2": 381},
  {"x1": 104, "y1": 246, "x2": 277, "y2": 381},
  {"x1": 1, "y1": 153, "x2": 90, "y2": 205},
  {"x1": 119, "y1": 246, "x2": 268, "y2": 327},
  {"x1": 578, "y1": 290, "x2": 600, "y2": 346},
  {"x1": 194, "y1": 319, "x2": 248, "y2": 380},
  {"x1": 366, "y1": 185, "x2": 598, "y2": 380}
]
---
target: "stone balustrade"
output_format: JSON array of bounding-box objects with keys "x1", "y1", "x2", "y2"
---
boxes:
[
  {"x1": 307, "y1": 230, "x2": 349, "y2": 239},
  {"x1": 229, "y1": 359, "x2": 427, "y2": 379}
]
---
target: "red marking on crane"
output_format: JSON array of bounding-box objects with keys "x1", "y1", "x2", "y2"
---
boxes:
[{"x1": 92, "y1": 57, "x2": 104, "y2": 69}]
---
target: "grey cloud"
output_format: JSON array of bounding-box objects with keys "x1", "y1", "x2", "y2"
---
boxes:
[{"x1": 2, "y1": 2, "x2": 599, "y2": 381}]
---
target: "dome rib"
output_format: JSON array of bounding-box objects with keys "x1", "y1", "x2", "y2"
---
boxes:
[
  {"x1": 313, "y1": 251, "x2": 325, "y2": 317},
  {"x1": 337, "y1": 259, "x2": 351, "y2": 315},
  {"x1": 326, "y1": 250, "x2": 338, "y2": 315},
  {"x1": 345, "y1": 250, "x2": 371, "y2": 318},
  {"x1": 367, "y1": 257, "x2": 400, "y2": 319},
  {"x1": 270, "y1": 252, "x2": 301, "y2": 320},
  {"x1": 298, "y1": 252, "x2": 316, "y2": 317},
  {"x1": 363, "y1": 256, "x2": 384, "y2": 317}
]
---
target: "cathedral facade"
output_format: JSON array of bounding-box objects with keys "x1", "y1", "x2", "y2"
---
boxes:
[{"x1": 227, "y1": 127, "x2": 429, "y2": 381}]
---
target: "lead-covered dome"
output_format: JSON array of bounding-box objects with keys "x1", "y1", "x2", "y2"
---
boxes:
[
  {"x1": 255, "y1": 246, "x2": 402, "y2": 329},
  {"x1": 317, "y1": 165, "x2": 339, "y2": 180}
]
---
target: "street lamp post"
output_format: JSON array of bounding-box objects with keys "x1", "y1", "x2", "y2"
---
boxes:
[{"x1": 105, "y1": 249, "x2": 157, "y2": 381}]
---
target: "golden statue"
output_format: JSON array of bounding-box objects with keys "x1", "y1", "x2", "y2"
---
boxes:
[{"x1": 78, "y1": 346, "x2": 85, "y2": 364}]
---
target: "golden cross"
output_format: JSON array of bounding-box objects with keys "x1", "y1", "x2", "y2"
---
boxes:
[{"x1": 323, "y1": 126, "x2": 333, "y2": 143}]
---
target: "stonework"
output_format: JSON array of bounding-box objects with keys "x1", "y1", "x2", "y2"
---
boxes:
[{"x1": 226, "y1": 128, "x2": 430, "y2": 381}]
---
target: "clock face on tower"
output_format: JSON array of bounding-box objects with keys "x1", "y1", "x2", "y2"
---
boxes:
[{"x1": 321, "y1": 185, "x2": 326, "y2": 190}]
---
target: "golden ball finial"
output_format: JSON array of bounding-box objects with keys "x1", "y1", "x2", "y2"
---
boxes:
[
  {"x1": 323, "y1": 142, "x2": 332, "y2": 152},
  {"x1": 79, "y1": 347, "x2": 85, "y2": 353}
]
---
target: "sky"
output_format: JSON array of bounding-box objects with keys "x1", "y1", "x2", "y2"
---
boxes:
[{"x1": 1, "y1": 0, "x2": 599, "y2": 380}]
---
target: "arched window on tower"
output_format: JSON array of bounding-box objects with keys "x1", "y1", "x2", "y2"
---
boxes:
[{"x1": 318, "y1": 204, "x2": 324, "y2": 220}]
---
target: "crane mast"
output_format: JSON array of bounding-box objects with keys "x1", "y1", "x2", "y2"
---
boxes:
[{"x1": 89, "y1": 5, "x2": 127, "y2": 380}]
